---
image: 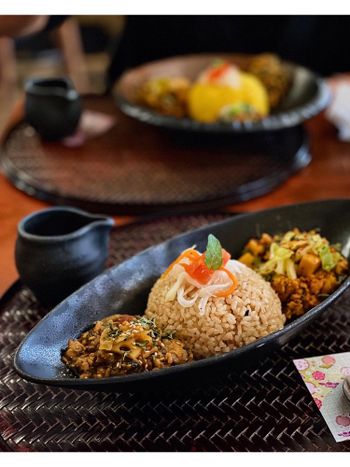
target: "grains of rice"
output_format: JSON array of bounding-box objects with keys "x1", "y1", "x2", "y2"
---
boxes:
[{"x1": 145, "y1": 261, "x2": 285, "y2": 359}]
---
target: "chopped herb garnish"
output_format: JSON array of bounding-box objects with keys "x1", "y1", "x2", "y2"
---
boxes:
[
  {"x1": 139, "y1": 316, "x2": 156, "y2": 329},
  {"x1": 108, "y1": 323, "x2": 120, "y2": 338},
  {"x1": 150, "y1": 328, "x2": 160, "y2": 339},
  {"x1": 162, "y1": 329, "x2": 175, "y2": 339}
]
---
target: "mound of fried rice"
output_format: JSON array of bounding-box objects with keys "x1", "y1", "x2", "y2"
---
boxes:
[{"x1": 145, "y1": 260, "x2": 285, "y2": 359}]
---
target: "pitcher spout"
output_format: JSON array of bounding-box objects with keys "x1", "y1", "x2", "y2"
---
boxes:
[
  {"x1": 88, "y1": 215, "x2": 115, "y2": 230},
  {"x1": 18, "y1": 207, "x2": 115, "y2": 242}
]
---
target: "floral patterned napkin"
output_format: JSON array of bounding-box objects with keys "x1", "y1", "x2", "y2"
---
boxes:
[{"x1": 294, "y1": 352, "x2": 350, "y2": 442}]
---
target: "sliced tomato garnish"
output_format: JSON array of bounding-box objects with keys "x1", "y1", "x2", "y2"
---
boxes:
[
  {"x1": 164, "y1": 247, "x2": 233, "y2": 287},
  {"x1": 222, "y1": 249, "x2": 231, "y2": 266},
  {"x1": 162, "y1": 249, "x2": 201, "y2": 278},
  {"x1": 183, "y1": 257, "x2": 214, "y2": 284},
  {"x1": 208, "y1": 62, "x2": 230, "y2": 82}
]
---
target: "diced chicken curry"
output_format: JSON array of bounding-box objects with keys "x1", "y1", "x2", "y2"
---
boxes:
[{"x1": 238, "y1": 229, "x2": 348, "y2": 320}]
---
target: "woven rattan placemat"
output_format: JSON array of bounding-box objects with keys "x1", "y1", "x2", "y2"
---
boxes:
[
  {"x1": 1, "y1": 213, "x2": 349, "y2": 451},
  {"x1": 0, "y1": 110, "x2": 310, "y2": 214}
]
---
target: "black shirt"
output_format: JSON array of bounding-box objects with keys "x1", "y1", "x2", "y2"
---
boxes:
[
  {"x1": 47, "y1": 15, "x2": 350, "y2": 87},
  {"x1": 107, "y1": 15, "x2": 350, "y2": 86}
]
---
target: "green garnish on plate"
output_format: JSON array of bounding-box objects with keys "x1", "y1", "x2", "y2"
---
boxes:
[{"x1": 204, "y1": 234, "x2": 223, "y2": 270}]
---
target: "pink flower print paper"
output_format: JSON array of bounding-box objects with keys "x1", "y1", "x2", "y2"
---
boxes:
[{"x1": 293, "y1": 352, "x2": 350, "y2": 442}]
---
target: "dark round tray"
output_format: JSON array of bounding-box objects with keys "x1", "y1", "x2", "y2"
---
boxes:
[
  {"x1": 1, "y1": 213, "x2": 350, "y2": 452},
  {"x1": 0, "y1": 103, "x2": 310, "y2": 215}
]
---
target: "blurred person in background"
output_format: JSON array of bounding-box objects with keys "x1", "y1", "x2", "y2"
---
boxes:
[
  {"x1": 1, "y1": 15, "x2": 350, "y2": 90},
  {"x1": 0, "y1": 15, "x2": 49, "y2": 37},
  {"x1": 106, "y1": 16, "x2": 350, "y2": 87}
]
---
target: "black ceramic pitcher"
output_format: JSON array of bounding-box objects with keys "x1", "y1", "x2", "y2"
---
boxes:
[
  {"x1": 15, "y1": 207, "x2": 114, "y2": 306},
  {"x1": 25, "y1": 77, "x2": 82, "y2": 140}
]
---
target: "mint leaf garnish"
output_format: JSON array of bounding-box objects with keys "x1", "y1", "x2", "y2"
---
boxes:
[{"x1": 204, "y1": 234, "x2": 223, "y2": 270}]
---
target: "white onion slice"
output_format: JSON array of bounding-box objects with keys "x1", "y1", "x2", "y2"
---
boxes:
[
  {"x1": 168, "y1": 263, "x2": 186, "y2": 279},
  {"x1": 184, "y1": 285, "x2": 195, "y2": 294},
  {"x1": 197, "y1": 282, "x2": 232, "y2": 297},
  {"x1": 177, "y1": 286, "x2": 199, "y2": 308},
  {"x1": 164, "y1": 254, "x2": 239, "y2": 315},
  {"x1": 181, "y1": 273, "x2": 204, "y2": 289},
  {"x1": 165, "y1": 272, "x2": 185, "y2": 301},
  {"x1": 225, "y1": 259, "x2": 243, "y2": 275},
  {"x1": 208, "y1": 269, "x2": 230, "y2": 285}
]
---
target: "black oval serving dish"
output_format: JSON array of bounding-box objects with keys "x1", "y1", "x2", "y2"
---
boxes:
[
  {"x1": 114, "y1": 53, "x2": 330, "y2": 134},
  {"x1": 14, "y1": 200, "x2": 350, "y2": 391}
]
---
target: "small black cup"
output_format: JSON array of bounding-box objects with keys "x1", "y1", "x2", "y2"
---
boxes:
[
  {"x1": 25, "y1": 77, "x2": 82, "y2": 141},
  {"x1": 15, "y1": 207, "x2": 115, "y2": 307}
]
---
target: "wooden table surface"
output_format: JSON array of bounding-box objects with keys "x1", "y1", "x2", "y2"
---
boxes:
[{"x1": 0, "y1": 97, "x2": 349, "y2": 296}]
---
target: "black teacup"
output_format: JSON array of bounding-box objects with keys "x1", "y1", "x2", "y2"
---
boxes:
[{"x1": 25, "y1": 77, "x2": 82, "y2": 141}]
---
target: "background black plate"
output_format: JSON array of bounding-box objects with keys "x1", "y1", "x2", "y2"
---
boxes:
[
  {"x1": 14, "y1": 200, "x2": 350, "y2": 391},
  {"x1": 115, "y1": 53, "x2": 330, "y2": 133}
]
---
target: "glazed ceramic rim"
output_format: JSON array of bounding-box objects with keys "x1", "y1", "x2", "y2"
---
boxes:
[{"x1": 25, "y1": 77, "x2": 79, "y2": 101}]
